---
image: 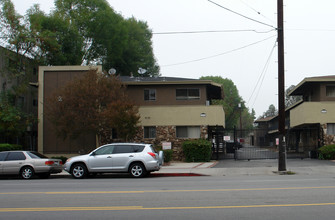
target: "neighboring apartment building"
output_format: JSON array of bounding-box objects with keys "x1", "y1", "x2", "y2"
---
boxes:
[
  {"x1": 0, "y1": 46, "x2": 38, "y2": 149},
  {"x1": 288, "y1": 76, "x2": 335, "y2": 152},
  {"x1": 38, "y1": 66, "x2": 225, "y2": 159},
  {"x1": 254, "y1": 76, "x2": 335, "y2": 157}
]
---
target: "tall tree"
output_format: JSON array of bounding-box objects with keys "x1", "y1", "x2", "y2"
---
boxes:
[
  {"x1": 260, "y1": 104, "x2": 278, "y2": 118},
  {"x1": 45, "y1": 69, "x2": 140, "y2": 144},
  {"x1": 0, "y1": 1, "x2": 38, "y2": 143},
  {"x1": 1, "y1": 0, "x2": 160, "y2": 76},
  {"x1": 53, "y1": 0, "x2": 159, "y2": 76},
  {"x1": 27, "y1": 5, "x2": 84, "y2": 66}
]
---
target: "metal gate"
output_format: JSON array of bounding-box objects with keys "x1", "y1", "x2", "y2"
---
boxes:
[{"x1": 210, "y1": 127, "x2": 311, "y2": 160}]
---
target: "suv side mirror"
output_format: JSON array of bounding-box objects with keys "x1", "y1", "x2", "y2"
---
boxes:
[{"x1": 90, "y1": 151, "x2": 96, "y2": 156}]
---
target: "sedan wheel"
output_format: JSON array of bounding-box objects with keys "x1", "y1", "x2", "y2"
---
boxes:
[
  {"x1": 129, "y1": 163, "x2": 146, "y2": 178},
  {"x1": 71, "y1": 164, "x2": 87, "y2": 179},
  {"x1": 20, "y1": 167, "x2": 34, "y2": 179}
]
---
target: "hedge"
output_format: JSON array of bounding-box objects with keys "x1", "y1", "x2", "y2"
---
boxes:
[
  {"x1": 163, "y1": 149, "x2": 173, "y2": 163},
  {"x1": 0, "y1": 143, "x2": 23, "y2": 152},
  {"x1": 318, "y1": 145, "x2": 335, "y2": 160},
  {"x1": 182, "y1": 139, "x2": 212, "y2": 162}
]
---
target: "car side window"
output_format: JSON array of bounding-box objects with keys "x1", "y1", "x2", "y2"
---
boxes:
[
  {"x1": 94, "y1": 146, "x2": 114, "y2": 155},
  {"x1": 0, "y1": 152, "x2": 8, "y2": 161},
  {"x1": 113, "y1": 145, "x2": 133, "y2": 154},
  {"x1": 133, "y1": 146, "x2": 145, "y2": 152},
  {"x1": 113, "y1": 145, "x2": 145, "y2": 154},
  {"x1": 6, "y1": 152, "x2": 26, "y2": 161}
]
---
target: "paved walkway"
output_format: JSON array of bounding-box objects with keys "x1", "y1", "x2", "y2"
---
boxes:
[{"x1": 156, "y1": 159, "x2": 335, "y2": 176}]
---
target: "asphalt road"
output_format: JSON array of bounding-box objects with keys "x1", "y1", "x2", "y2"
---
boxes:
[{"x1": 1, "y1": 174, "x2": 335, "y2": 220}]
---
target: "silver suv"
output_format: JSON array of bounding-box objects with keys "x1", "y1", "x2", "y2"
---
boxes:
[{"x1": 64, "y1": 143, "x2": 163, "y2": 178}]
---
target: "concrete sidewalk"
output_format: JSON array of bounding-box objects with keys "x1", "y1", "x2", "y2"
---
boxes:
[{"x1": 157, "y1": 159, "x2": 335, "y2": 176}]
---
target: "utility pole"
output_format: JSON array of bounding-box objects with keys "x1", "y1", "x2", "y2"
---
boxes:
[{"x1": 277, "y1": 0, "x2": 286, "y2": 171}]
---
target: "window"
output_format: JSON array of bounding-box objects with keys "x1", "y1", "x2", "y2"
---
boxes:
[
  {"x1": 113, "y1": 145, "x2": 144, "y2": 154},
  {"x1": 176, "y1": 89, "x2": 200, "y2": 100},
  {"x1": 94, "y1": 146, "x2": 115, "y2": 155},
  {"x1": 144, "y1": 126, "x2": 156, "y2": 138},
  {"x1": 0, "y1": 152, "x2": 8, "y2": 161},
  {"x1": 6, "y1": 152, "x2": 26, "y2": 161},
  {"x1": 326, "y1": 86, "x2": 335, "y2": 97},
  {"x1": 327, "y1": 123, "x2": 335, "y2": 135},
  {"x1": 176, "y1": 126, "x2": 200, "y2": 138},
  {"x1": 144, "y1": 89, "x2": 156, "y2": 101}
]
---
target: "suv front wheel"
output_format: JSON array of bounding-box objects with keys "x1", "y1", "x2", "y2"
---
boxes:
[
  {"x1": 71, "y1": 163, "x2": 87, "y2": 179},
  {"x1": 129, "y1": 163, "x2": 146, "y2": 178}
]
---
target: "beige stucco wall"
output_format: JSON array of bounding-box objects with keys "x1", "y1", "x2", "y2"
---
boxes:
[
  {"x1": 290, "y1": 102, "x2": 335, "y2": 127},
  {"x1": 138, "y1": 105, "x2": 225, "y2": 127}
]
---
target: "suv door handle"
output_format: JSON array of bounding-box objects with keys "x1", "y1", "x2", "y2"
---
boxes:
[
  {"x1": 129, "y1": 155, "x2": 134, "y2": 157},
  {"x1": 107, "y1": 156, "x2": 112, "y2": 158}
]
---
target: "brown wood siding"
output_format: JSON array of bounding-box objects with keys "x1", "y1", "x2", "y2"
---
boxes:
[
  {"x1": 43, "y1": 70, "x2": 96, "y2": 154},
  {"x1": 126, "y1": 84, "x2": 208, "y2": 106}
]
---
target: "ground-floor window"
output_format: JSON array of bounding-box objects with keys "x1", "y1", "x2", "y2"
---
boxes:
[
  {"x1": 176, "y1": 126, "x2": 200, "y2": 138},
  {"x1": 327, "y1": 123, "x2": 335, "y2": 135},
  {"x1": 144, "y1": 126, "x2": 156, "y2": 138}
]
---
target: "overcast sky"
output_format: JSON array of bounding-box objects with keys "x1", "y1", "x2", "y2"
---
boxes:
[{"x1": 11, "y1": 0, "x2": 335, "y2": 117}]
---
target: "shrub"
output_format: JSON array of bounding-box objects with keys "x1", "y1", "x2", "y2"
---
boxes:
[
  {"x1": 0, "y1": 143, "x2": 23, "y2": 152},
  {"x1": 163, "y1": 149, "x2": 173, "y2": 163},
  {"x1": 182, "y1": 139, "x2": 212, "y2": 162},
  {"x1": 318, "y1": 145, "x2": 335, "y2": 160}
]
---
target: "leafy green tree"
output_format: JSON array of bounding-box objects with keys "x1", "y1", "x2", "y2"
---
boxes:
[
  {"x1": 53, "y1": 0, "x2": 159, "y2": 76},
  {"x1": 1, "y1": 0, "x2": 159, "y2": 76},
  {"x1": 0, "y1": 92, "x2": 35, "y2": 140},
  {"x1": 45, "y1": 69, "x2": 140, "y2": 144},
  {"x1": 0, "y1": 1, "x2": 38, "y2": 143},
  {"x1": 200, "y1": 76, "x2": 255, "y2": 129},
  {"x1": 27, "y1": 5, "x2": 84, "y2": 66},
  {"x1": 260, "y1": 104, "x2": 278, "y2": 118}
]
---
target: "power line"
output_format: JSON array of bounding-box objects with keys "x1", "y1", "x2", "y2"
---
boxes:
[
  {"x1": 248, "y1": 40, "x2": 277, "y2": 108},
  {"x1": 153, "y1": 29, "x2": 275, "y2": 35},
  {"x1": 161, "y1": 35, "x2": 276, "y2": 67},
  {"x1": 287, "y1": 28, "x2": 335, "y2": 32},
  {"x1": 238, "y1": 0, "x2": 275, "y2": 25},
  {"x1": 208, "y1": 0, "x2": 276, "y2": 29}
]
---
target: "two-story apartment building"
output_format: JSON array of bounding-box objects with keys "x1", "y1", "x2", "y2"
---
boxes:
[
  {"x1": 119, "y1": 76, "x2": 225, "y2": 160},
  {"x1": 38, "y1": 66, "x2": 225, "y2": 159},
  {"x1": 288, "y1": 76, "x2": 335, "y2": 152},
  {"x1": 254, "y1": 76, "x2": 335, "y2": 157}
]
